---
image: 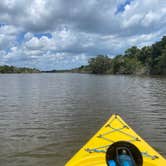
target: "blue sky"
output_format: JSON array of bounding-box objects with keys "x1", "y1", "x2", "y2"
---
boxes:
[
  {"x1": 115, "y1": 0, "x2": 134, "y2": 14},
  {"x1": 0, "y1": 0, "x2": 166, "y2": 70}
]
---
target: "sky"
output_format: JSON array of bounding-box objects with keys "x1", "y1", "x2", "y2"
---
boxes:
[{"x1": 0, "y1": 0, "x2": 166, "y2": 70}]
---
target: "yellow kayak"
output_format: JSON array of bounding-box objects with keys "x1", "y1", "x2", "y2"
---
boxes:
[{"x1": 66, "y1": 114, "x2": 166, "y2": 166}]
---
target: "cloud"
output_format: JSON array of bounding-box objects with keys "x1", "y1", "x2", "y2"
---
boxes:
[
  {"x1": 0, "y1": 0, "x2": 165, "y2": 69},
  {"x1": 24, "y1": 32, "x2": 34, "y2": 41},
  {"x1": 25, "y1": 36, "x2": 56, "y2": 51},
  {"x1": 121, "y1": 0, "x2": 166, "y2": 34},
  {"x1": 0, "y1": 25, "x2": 19, "y2": 49},
  {"x1": 0, "y1": 0, "x2": 164, "y2": 36}
]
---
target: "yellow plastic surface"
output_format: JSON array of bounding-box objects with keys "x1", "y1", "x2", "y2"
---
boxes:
[{"x1": 65, "y1": 114, "x2": 166, "y2": 166}]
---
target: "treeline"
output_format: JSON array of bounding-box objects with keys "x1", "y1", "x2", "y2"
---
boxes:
[
  {"x1": 1, "y1": 36, "x2": 165, "y2": 75},
  {"x1": 0, "y1": 65, "x2": 40, "y2": 73},
  {"x1": 77, "y1": 36, "x2": 166, "y2": 75}
]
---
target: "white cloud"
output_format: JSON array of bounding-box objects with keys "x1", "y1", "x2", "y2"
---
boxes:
[
  {"x1": 25, "y1": 36, "x2": 56, "y2": 51},
  {"x1": 0, "y1": 25, "x2": 18, "y2": 35},
  {"x1": 121, "y1": 0, "x2": 166, "y2": 31},
  {"x1": 24, "y1": 32, "x2": 33, "y2": 41},
  {"x1": 0, "y1": 25, "x2": 19, "y2": 49}
]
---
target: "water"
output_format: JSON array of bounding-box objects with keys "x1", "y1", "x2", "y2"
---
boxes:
[{"x1": 0, "y1": 73, "x2": 165, "y2": 166}]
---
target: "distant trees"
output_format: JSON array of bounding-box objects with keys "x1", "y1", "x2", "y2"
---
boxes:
[
  {"x1": 88, "y1": 55, "x2": 111, "y2": 74},
  {"x1": 124, "y1": 46, "x2": 140, "y2": 59},
  {"x1": 138, "y1": 46, "x2": 152, "y2": 65},
  {"x1": 0, "y1": 65, "x2": 40, "y2": 73},
  {"x1": 80, "y1": 36, "x2": 166, "y2": 75},
  {"x1": 150, "y1": 36, "x2": 166, "y2": 74}
]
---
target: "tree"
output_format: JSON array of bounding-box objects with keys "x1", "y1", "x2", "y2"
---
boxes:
[
  {"x1": 150, "y1": 36, "x2": 166, "y2": 74},
  {"x1": 124, "y1": 46, "x2": 140, "y2": 59},
  {"x1": 111, "y1": 55, "x2": 124, "y2": 74},
  {"x1": 89, "y1": 55, "x2": 111, "y2": 74},
  {"x1": 139, "y1": 46, "x2": 152, "y2": 64},
  {"x1": 0, "y1": 65, "x2": 40, "y2": 73}
]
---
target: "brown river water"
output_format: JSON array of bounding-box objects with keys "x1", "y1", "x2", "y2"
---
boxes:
[{"x1": 0, "y1": 73, "x2": 165, "y2": 166}]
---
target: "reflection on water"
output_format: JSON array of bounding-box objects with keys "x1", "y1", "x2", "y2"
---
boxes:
[{"x1": 0, "y1": 74, "x2": 165, "y2": 166}]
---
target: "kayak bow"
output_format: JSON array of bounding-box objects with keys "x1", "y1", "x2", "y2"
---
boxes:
[{"x1": 65, "y1": 114, "x2": 166, "y2": 166}]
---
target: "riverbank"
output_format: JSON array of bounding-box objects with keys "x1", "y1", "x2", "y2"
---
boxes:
[{"x1": 0, "y1": 65, "x2": 40, "y2": 73}]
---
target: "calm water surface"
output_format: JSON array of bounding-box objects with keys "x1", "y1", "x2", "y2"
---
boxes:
[{"x1": 0, "y1": 73, "x2": 166, "y2": 166}]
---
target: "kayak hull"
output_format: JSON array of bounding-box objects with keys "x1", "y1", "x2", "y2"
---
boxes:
[{"x1": 66, "y1": 114, "x2": 166, "y2": 166}]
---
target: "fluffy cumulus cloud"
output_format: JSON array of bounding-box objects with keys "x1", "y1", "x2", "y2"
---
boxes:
[{"x1": 0, "y1": 0, "x2": 166, "y2": 70}]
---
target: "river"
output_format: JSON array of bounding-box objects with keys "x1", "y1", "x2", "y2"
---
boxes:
[{"x1": 0, "y1": 73, "x2": 165, "y2": 166}]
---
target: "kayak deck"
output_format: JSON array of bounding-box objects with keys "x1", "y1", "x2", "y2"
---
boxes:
[{"x1": 66, "y1": 114, "x2": 166, "y2": 166}]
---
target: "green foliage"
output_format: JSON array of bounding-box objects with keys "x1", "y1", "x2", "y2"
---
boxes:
[
  {"x1": 111, "y1": 55, "x2": 124, "y2": 74},
  {"x1": 125, "y1": 46, "x2": 141, "y2": 59},
  {"x1": 111, "y1": 56, "x2": 144, "y2": 74},
  {"x1": 0, "y1": 65, "x2": 40, "y2": 73},
  {"x1": 88, "y1": 55, "x2": 111, "y2": 74},
  {"x1": 138, "y1": 46, "x2": 152, "y2": 65},
  {"x1": 71, "y1": 65, "x2": 91, "y2": 73},
  {"x1": 85, "y1": 36, "x2": 166, "y2": 75},
  {"x1": 149, "y1": 36, "x2": 166, "y2": 74}
]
